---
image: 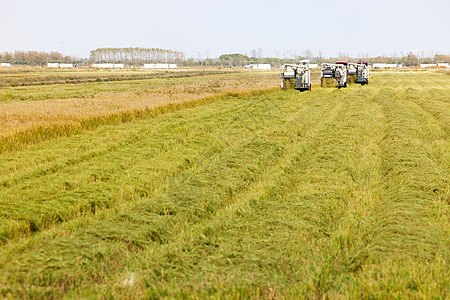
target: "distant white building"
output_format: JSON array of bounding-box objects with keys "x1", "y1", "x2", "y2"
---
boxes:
[
  {"x1": 91, "y1": 63, "x2": 124, "y2": 68},
  {"x1": 47, "y1": 63, "x2": 60, "y2": 68},
  {"x1": 59, "y1": 63, "x2": 74, "y2": 68},
  {"x1": 0, "y1": 63, "x2": 11, "y2": 67},
  {"x1": 244, "y1": 64, "x2": 271, "y2": 70},
  {"x1": 420, "y1": 63, "x2": 437, "y2": 68},
  {"x1": 372, "y1": 63, "x2": 402, "y2": 69},
  {"x1": 437, "y1": 63, "x2": 449, "y2": 68},
  {"x1": 143, "y1": 64, "x2": 177, "y2": 69}
]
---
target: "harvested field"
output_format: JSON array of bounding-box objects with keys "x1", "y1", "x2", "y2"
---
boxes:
[{"x1": 0, "y1": 70, "x2": 448, "y2": 298}]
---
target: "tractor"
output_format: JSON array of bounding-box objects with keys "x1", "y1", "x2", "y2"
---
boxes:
[
  {"x1": 355, "y1": 61, "x2": 369, "y2": 85},
  {"x1": 281, "y1": 60, "x2": 311, "y2": 91}
]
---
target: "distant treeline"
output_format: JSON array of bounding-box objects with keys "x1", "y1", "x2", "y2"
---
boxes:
[
  {"x1": 213, "y1": 53, "x2": 450, "y2": 67},
  {"x1": 0, "y1": 51, "x2": 79, "y2": 66},
  {"x1": 323, "y1": 53, "x2": 450, "y2": 66},
  {"x1": 90, "y1": 48, "x2": 185, "y2": 64},
  {"x1": 1, "y1": 49, "x2": 448, "y2": 67}
]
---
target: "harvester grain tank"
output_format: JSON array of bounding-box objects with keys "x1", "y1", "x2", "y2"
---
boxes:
[
  {"x1": 280, "y1": 60, "x2": 311, "y2": 91},
  {"x1": 355, "y1": 61, "x2": 369, "y2": 85}
]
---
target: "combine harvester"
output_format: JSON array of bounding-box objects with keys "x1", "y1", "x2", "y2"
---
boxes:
[
  {"x1": 320, "y1": 63, "x2": 335, "y2": 87},
  {"x1": 320, "y1": 62, "x2": 348, "y2": 88},
  {"x1": 280, "y1": 60, "x2": 311, "y2": 91},
  {"x1": 334, "y1": 61, "x2": 348, "y2": 88},
  {"x1": 347, "y1": 62, "x2": 357, "y2": 84},
  {"x1": 355, "y1": 61, "x2": 369, "y2": 85}
]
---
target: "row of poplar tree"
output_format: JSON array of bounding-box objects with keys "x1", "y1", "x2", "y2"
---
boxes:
[{"x1": 89, "y1": 48, "x2": 185, "y2": 63}]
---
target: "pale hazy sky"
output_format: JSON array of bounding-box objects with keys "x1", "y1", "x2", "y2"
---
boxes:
[{"x1": 1, "y1": 0, "x2": 449, "y2": 58}]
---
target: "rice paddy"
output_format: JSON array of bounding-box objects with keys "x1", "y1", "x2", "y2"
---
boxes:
[
  {"x1": 0, "y1": 68, "x2": 228, "y2": 88},
  {"x1": 0, "y1": 69, "x2": 448, "y2": 298}
]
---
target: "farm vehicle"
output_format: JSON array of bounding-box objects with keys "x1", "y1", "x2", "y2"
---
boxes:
[
  {"x1": 281, "y1": 60, "x2": 311, "y2": 91},
  {"x1": 355, "y1": 61, "x2": 369, "y2": 85},
  {"x1": 347, "y1": 62, "x2": 357, "y2": 84},
  {"x1": 320, "y1": 62, "x2": 348, "y2": 88}
]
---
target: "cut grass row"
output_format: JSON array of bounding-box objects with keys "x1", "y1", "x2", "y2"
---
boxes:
[{"x1": 0, "y1": 71, "x2": 448, "y2": 298}]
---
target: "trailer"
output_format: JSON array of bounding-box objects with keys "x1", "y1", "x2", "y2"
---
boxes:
[
  {"x1": 280, "y1": 60, "x2": 311, "y2": 91},
  {"x1": 355, "y1": 61, "x2": 369, "y2": 85}
]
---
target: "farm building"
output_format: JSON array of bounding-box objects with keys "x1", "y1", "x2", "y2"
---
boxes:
[
  {"x1": 244, "y1": 64, "x2": 271, "y2": 70},
  {"x1": 60, "y1": 63, "x2": 74, "y2": 68},
  {"x1": 420, "y1": 64, "x2": 437, "y2": 68},
  {"x1": 91, "y1": 63, "x2": 125, "y2": 68},
  {"x1": 47, "y1": 63, "x2": 74, "y2": 68},
  {"x1": 0, "y1": 63, "x2": 11, "y2": 67},
  {"x1": 372, "y1": 63, "x2": 403, "y2": 69},
  {"x1": 438, "y1": 63, "x2": 449, "y2": 68},
  {"x1": 143, "y1": 64, "x2": 177, "y2": 69}
]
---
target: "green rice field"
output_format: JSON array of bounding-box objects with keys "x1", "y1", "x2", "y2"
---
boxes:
[{"x1": 0, "y1": 70, "x2": 448, "y2": 298}]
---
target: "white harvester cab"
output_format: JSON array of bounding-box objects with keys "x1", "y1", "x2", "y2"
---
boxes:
[
  {"x1": 280, "y1": 60, "x2": 311, "y2": 91},
  {"x1": 356, "y1": 61, "x2": 369, "y2": 85}
]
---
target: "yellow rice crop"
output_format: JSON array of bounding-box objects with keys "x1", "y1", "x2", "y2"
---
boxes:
[{"x1": 0, "y1": 77, "x2": 279, "y2": 142}]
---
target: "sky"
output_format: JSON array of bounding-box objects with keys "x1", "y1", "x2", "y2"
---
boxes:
[{"x1": 0, "y1": 0, "x2": 449, "y2": 59}]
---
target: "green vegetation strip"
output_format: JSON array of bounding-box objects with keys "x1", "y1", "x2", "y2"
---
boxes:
[{"x1": 0, "y1": 72, "x2": 448, "y2": 298}]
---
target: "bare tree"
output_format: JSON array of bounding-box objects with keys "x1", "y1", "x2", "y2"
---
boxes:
[
  {"x1": 257, "y1": 48, "x2": 263, "y2": 58},
  {"x1": 302, "y1": 49, "x2": 314, "y2": 60}
]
